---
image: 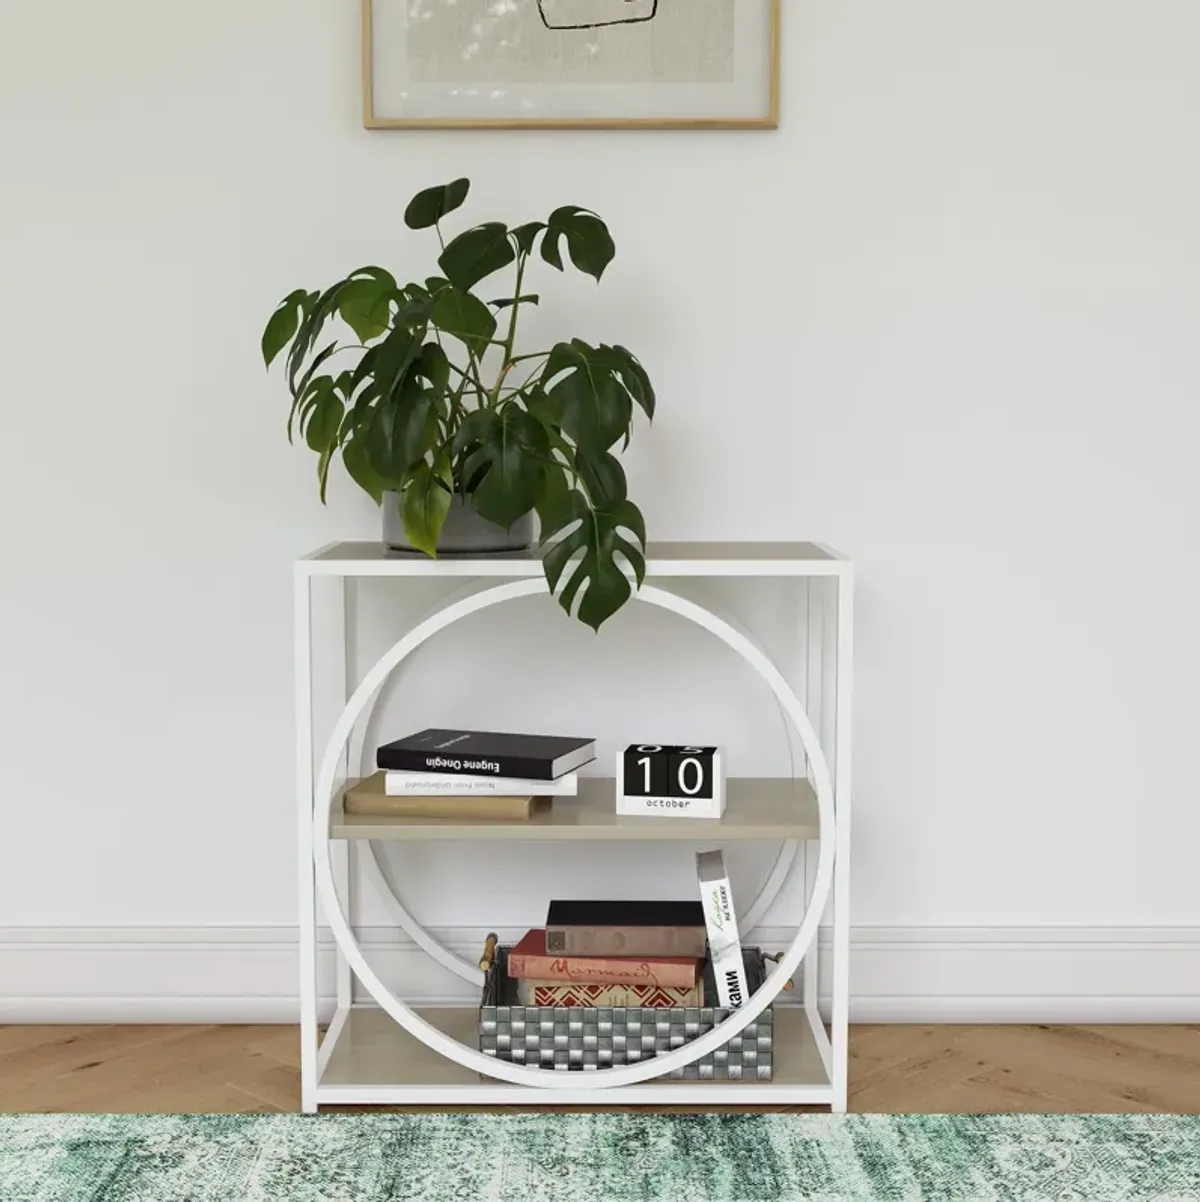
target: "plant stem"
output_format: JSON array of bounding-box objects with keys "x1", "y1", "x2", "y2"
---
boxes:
[{"x1": 502, "y1": 254, "x2": 527, "y2": 364}]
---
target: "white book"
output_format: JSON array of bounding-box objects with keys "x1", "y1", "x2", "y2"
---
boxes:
[
  {"x1": 384, "y1": 772, "x2": 579, "y2": 797},
  {"x1": 696, "y1": 849, "x2": 748, "y2": 1009}
]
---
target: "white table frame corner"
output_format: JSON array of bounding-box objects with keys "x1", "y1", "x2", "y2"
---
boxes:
[{"x1": 294, "y1": 540, "x2": 853, "y2": 1112}]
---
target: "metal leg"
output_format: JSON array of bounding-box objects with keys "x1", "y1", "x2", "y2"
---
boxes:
[
  {"x1": 831, "y1": 572, "x2": 855, "y2": 1113},
  {"x1": 802, "y1": 578, "x2": 821, "y2": 1013},
  {"x1": 295, "y1": 569, "x2": 319, "y2": 1114},
  {"x1": 333, "y1": 578, "x2": 353, "y2": 1011}
]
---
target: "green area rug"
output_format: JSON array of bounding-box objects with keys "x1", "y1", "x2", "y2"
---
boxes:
[{"x1": 2, "y1": 1113, "x2": 1198, "y2": 1201}]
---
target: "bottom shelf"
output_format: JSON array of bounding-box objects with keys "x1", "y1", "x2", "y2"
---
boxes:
[{"x1": 317, "y1": 1004, "x2": 833, "y2": 1107}]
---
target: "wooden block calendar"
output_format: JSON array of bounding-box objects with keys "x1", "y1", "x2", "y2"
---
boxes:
[{"x1": 616, "y1": 745, "x2": 726, "y2": 819}]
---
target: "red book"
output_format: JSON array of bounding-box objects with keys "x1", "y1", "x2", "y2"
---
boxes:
[{"x1": 507, "y1": 929, "x2": 700, "y2": 990}]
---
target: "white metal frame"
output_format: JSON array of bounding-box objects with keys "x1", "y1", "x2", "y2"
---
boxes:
[{"x1": 295, "y1": 541, "x2": 853, "y2": 1111}]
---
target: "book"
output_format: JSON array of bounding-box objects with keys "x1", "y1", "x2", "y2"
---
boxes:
[
  {"x1": 515, "y1": 979, "x2": 703, "y2": 1008},
  {"x1": 697, "y1": 850, "x2": 748, "y2": 1009},
  {"x1": 545, "y1": 899, "x2": 708, "y2": 958},
  {"x1": 506, "y1": 929, "x2": 700, "y2": 989},
  {"x1": 385, "y1": 771, "x2": 579, "y2": 797},
  {"x1": 343, "y1": 773, "x2": 549, "y2": 822},
  {"x1": 376, "y1": 728, "x2": 595, "y2": 781}
]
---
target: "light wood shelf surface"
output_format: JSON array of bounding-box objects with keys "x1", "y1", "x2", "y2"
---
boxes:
[
  {"x1": 320, "y1": 1005, "x2": 826, "y2": 1094},
  {"x1": 300, "y1": 540, "x2": 850, "y2": 577},
  {"x1": 330, "y1": 777, "x2": 819, "y2": 842}
]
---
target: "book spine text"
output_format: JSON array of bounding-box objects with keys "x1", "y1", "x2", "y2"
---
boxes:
[{"x1": 506, "y1": 952, "x2": 698, "y2": 990}]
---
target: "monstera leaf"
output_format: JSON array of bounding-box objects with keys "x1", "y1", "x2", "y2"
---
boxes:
[
  {"x1": 541, "y1": 206, "x2": 615, "y2": 281},
  {"x1": 365, "y1": 374, "x2": 437, "y2": 482},
  {"x1": 337, "y1": 269, "x2": 397, "y2": 343},
  {"x1": 431, "y1": 286, "x2": 496, "y2": 356},
  {"x1": 404, "y1": 179, "x2": 470, "y2": 230},
  {"x1": 540, "y1": 480, "x2": 647, "y2": 631},
  {"x1": 543, "y1": 341, "x2": 637, "y2": 451},
  {"x1": 455, "y1": 406, "x2": 549, "y2": 530},
  {"x1": 438, "y1": 223, "x2": 516, "y2": 292},
  {"x1": 401, "y1": 453, "x2": 453, "y2": 556}
]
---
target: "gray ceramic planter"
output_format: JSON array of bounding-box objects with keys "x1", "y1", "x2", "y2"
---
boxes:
[{"x1": 382, "y1": 493, "x2": 535, "y2": 555}]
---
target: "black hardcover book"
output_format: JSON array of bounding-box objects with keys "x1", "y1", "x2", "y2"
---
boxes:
[
  {"x1": 376, "y1": 728, "x2": 596, "y2": 781},
  {"x1": 546, "y1": 900, "x2": 705, "y2": 928},
  {"x1": 545, "y1": 899, "x2": 708, "y2": 957}
]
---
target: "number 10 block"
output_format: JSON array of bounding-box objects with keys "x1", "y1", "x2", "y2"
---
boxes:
[{"x1": 616, "y1": 745, "x2": 726, "y2": 819}]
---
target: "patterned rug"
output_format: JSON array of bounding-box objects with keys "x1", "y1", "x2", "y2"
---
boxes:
[{"x1": 2, "y1": 1113, "x2": 1198, "y2": 1201}]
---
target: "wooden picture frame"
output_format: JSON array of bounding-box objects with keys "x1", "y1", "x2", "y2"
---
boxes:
[{"x1": 362, "y1": 0, "x2": 780, "y2": 130}]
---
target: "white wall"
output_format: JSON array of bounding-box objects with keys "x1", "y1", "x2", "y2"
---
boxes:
[{"x1": 2, "y1": 0, "x2": 1200, "y2": 1018}]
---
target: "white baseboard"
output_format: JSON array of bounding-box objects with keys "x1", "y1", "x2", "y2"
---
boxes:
[{"x1": 2, "y1": 925, "x2": 1198, "y2": 1024}]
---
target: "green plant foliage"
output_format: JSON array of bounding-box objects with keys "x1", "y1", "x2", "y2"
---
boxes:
[
  {"x1": 263, "y1": 180, "x2": 656, "y2": 628},
  {"x1": 404, "y1": 179, "x2": 470, "y2": 231}
]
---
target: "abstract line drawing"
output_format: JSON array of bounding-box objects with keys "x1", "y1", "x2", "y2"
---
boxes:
[{"x1": 538, "y1": 0, "x2": 659, "y2": 31}]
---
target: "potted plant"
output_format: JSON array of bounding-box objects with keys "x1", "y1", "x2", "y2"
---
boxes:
[{"x1": 263, "y1": 179, "x2": 655, "y2": 630}]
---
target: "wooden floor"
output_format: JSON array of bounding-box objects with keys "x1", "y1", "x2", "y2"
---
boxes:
[{"x1": 3, "y1": 1024, "x2": 1199, "y2": 1114}]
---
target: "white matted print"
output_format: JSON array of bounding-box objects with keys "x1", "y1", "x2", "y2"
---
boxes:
[{"x1": 364, "y1": 0, "x2": 779, "y2": 129}]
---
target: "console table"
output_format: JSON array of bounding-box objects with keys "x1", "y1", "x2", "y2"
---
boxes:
[{"x1": 295, "y1": 541, "x2": 853, "y2": 1111}]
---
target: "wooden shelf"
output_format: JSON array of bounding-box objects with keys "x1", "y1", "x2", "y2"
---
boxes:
[
  {"x1": 317, "y1": 1005, "x2": 831, "y2": 1106},
  {"x1": 330, "y1": 776, "x2": 818, "y2": 842}
]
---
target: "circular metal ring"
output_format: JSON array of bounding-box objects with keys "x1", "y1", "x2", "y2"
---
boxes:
[{"x1": 312, "y1": 579, "x2": 835, "y2": 1089}]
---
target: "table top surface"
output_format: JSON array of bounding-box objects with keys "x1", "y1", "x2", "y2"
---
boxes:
[{"x1": 300, "y1": 541, "x2": 851, "y2": 577}]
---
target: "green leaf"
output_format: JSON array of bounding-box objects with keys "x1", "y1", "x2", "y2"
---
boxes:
[
  {"x1": 365, "y1": 376, "x2": 436, "y2": 481},
  {"x1": 542, "y1": 495, "x2": 647, "y2": 631},
  {"x1": 541, "y1": 206, "x2": 616, "y2": 281},
  {"x1": 291, "y1": 341, "x2": 339, "y2": 403},
  {"x1": 398, "y1": 293, "x2": 433, "y2": 326},
  {"x1": 288, "y1": 343, "x2": 338, "y2": 441},
  {"x1": 438, "y1": 223, "x2": 516, "y2": 292},
  {"x1": 459, "y1": 406, "x2": 549, "y2": 530},
  {"x1": 338, "y1": 276, "x2": 394, "y2": 343},
  {"x1": 317, "y1": 446, "x2": 334, "y2": 503},
  {"x1": 574, "y1": 449, "x2": 627, "y2": 505},
  {"x1": 489, "y1": 294, "x2": 540, "y2": 311},
  {"x1": 402, "y1": 454, "x2": 453, "y2": 557},
  {"x1": 607, "y1": 344, "x2": 655, "y2": 421},
  {"x1": 349, "y1": 345, "x2": 381, "y2": 395},
  {"x1": 544, "y1": 340, "x2": 631, "y2": 452},
  {"x1": 431, "y1": 287, "x2": 497, "y2": 357},
  {"x1": 415, "y1": 342, "x2": 451, "y2": 391},
  {"x1": 287, "y1": 285, "x2": 344, "y2": 396},
  {"x1": 536, "y1": 463, "x2": 580, "y2": 537},
  {"x1": 305, "y1": 382, "x2": 345, "y2": 454},
  {"x1": 512, "y1": 222, "x2": 546, "y2": 256},
  {"x1": 342, "y1": 436, "x2": 389, "y2": 504},
  {"x1": 262, "y1": 289, "x2": 307, "y2": 368},
  {"x1": 372, "y1": 323, "x2": 425, "y2": 405},
  {"x1": 404, "y1": 179, "x2": 470, "y2": 230},
  {"x1": 293, "y1": 375, "x2": 331, "y2": 445}
]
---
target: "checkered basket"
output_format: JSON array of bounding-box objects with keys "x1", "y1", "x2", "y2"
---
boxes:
[{"x1": 479, "y1": 947, "x2": 774, "y2": 1080}]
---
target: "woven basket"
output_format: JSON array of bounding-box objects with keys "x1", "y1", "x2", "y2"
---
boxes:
[{"x1": 479, "y1": 947, "x2": 774, "y2": 1080}]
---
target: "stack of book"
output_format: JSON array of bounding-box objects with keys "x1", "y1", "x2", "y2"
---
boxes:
[
  {"x1": 506, "y1": 855, "x2": 751, "y2": 1011},
  {"x1": 344, "y1": 727, "x2": 595, "y2": 821},
  {"x1": 509, "y1": 900, "x2": 708, "y2": 1007}
]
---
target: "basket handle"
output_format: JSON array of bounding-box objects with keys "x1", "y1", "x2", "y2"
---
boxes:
[
  {"x1": 763, "y1": 951, "x2": 796, "y2": 992},
  {"x1": 478, "y1": 932, "x2": 499, "y2": 972}
]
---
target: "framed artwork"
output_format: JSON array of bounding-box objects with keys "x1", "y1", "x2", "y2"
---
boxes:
[{"x1": 362, "y1": 0, "x2": 780, "y2": 130}]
